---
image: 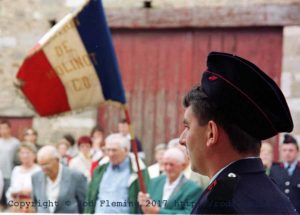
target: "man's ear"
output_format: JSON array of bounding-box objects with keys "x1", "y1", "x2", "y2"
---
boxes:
[{"x1": 206, "y1": 120, "x2": 219, "y2": 147}]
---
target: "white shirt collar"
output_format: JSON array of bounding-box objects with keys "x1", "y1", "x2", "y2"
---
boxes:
[
  {"x1": 162, "y1": 174, "x2": 183, "y2": 202},
  {"x1": 46, "y1": 163, "x2": 63, "y2": 213},
  {"x1": 284, "y1": 159, "x2": 298, "y2": 168}
]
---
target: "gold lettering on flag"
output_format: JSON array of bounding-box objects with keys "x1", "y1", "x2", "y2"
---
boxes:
[{"x1": 43, "y1": 17, "x2": 104, "y2": 110}]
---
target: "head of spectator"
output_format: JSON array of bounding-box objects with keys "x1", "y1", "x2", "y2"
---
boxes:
[
  {"x1": 168, "y1": 138, "x2": 190, "y2": 169},
  {"x1": 90, "y1": 125, "x2": 105, "y2": 150},
  {"x1": 118, "y1": 119, "x2": 129, "y2": 136},
  {"x1": 163, "y1": 147, "x2": 186, "y2": 183},
  {"x1": 154, "y1": 143, "x2": 167, "y2": 165},
  {"x1": 57, "y1": 139, "x2": 70, "y2": 158},
  {"x1": 281, "y1": 134, "x2": 299, "y2": 164},
  {"x1": 23, "y1": 128, "x2": 38, "y2": 145},
  {"x1": 105, "y1": 133, "x2": 130, "y2": 166},
  {"x1": 18, "y1": 143, "x2": 37, "y2": 168},
  {"x1": 37, "y1": 145, "x2": 60, "y2": 181},
  {"x1": 63, "y1": 133, "x2": 75, "y2": 148},
  {"x1": 0, "y1": 119, "x2": 12, "y2": 139},
  {"x1": 168, "y1": 138, "x2": 180, "y2": 148},
  {"x1": 61, "y1": 133, "x2": 77, "y2": 157},
  {"x1": 77, "y1": 136, "x2": 92, "y2": 158},
  {"x1": 260, "y1": 141, "x2": 273, "y2": 169}
]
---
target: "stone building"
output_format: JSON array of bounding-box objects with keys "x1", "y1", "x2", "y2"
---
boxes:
[{"x1": 0, "y1": 0, "x2": 300, "y2": 163}]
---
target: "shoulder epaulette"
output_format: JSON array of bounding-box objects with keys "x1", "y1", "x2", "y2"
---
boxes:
[{"x1": 208, "y1": 173, "x2": 240, "y2": 202}]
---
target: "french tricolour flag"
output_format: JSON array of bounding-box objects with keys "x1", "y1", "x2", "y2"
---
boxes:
[{"x1": 16, "y1": 0, "x2": 126, "y2": 116}]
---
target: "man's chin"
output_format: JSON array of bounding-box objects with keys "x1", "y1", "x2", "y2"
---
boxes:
[{"x1": 191, "y1": 165, "x2": 205, "y2": 176}]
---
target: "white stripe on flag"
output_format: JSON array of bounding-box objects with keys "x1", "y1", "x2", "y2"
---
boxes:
[{"x1": 43, "y1": 18, "x2": 105, "y2": 110}]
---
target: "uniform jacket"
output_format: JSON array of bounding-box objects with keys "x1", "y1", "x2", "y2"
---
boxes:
[
  {"x1": 31, "y1": 166, "x2": 87, "y2": 213},
  {"x1": 149, "y1": 174, "x2": 202, "y2": 214},
  {"x1": 192, "y1": 158, "x2": 297, "y2": 214},
  {"x1": 270, "y1": 161, "x2": 300, "y2": 212},
  {"x1": 84, "y1": 154, "x2": 150, "y2": 214}
]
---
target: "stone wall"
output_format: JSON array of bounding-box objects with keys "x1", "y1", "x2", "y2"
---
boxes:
[
  {"x1": 0, "y1": 0, "x2": 96, "y2": 144},
  {"x1": 0, "y1": 0, "x2": 299, "y2": 148},
  {"x1": 282, "y1": 26, "x2": 300, "y2": 142}
]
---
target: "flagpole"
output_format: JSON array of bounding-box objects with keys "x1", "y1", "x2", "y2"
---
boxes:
[{"x1": 123, "y1": 105, "x2": 146, "y2": 193}]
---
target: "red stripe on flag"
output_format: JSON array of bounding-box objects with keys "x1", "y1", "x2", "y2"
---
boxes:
[{"x1": 17, "y1": 50, "x2": 71, "y2": 116}]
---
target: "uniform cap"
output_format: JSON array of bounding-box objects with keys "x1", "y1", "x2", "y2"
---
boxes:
[
  {"x1": 283, "y1": 134, "x2": 297, "y2": 144},
  {"x1": 201, "y1": 52, "x2": 293, "y2": 139}
]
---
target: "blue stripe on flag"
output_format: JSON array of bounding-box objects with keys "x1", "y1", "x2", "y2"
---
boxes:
[{"x1": 75, "y1": 0, "x2": 126, "y2": 104}]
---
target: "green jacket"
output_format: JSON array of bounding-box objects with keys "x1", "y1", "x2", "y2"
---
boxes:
[
  {"x1": 84, "y1": 154, "x2": 150, "y2": 214},
  {"x1": 149, "y1": 174, "x2": 202, "y2": 214}
]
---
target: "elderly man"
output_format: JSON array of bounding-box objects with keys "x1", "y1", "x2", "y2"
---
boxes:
[
  {"x1": 168, "y1": 138, "x2": 210, "y2": 188},
  {"x1": 32, "y1": 145, "x2": 87, "y2": 213},
  {"x1": 138, "y1": 147, "x2": 202, "y2": 214},
  {"x1": 85, "y1": 133, "x2": 149, "y2": 214},
  {"x1": 270, "y1": 134, "x2": 300, "y2": 212},
  {"x1": 179, "y1": 52, "x2": 297, "y2": 214},
  {"x1": 148, "y1": 143, "x2": 167, "y2": 178}
]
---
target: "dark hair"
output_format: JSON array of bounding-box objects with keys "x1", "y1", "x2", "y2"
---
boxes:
[
  {"x1": 0, "y1": 119, "x2": 11, "y2": 127},
  {"x1": 183, "y1": 85, "x2": 261, "y2": 155},
  {"x1": 90, "y1": 125, "x2": 104, "y2": 137},
  {"x1": 283, "y1": 134, "x2": 299, "y2": 151},
  {"x1": 63, "y1": 134, "x2": 75, "y2": 146},
  {"x1": 119, "y1": 118, "x2": 128, "y2": 124}
]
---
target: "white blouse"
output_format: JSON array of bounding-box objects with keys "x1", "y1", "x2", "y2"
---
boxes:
[{"x1": 6, "y1": 165, "x2": 41, "y2": 201}]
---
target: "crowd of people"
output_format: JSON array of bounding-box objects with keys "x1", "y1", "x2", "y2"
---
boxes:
[
  {"x1": 0, "y1": 116, "x2": 299, "y2": 214},
  {"x1": 0, "y1": 118, "x2": 208, "y2": 213}
]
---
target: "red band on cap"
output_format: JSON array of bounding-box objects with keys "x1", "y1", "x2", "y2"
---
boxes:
[{"x1": 208, "y1": 75, "x2": 218, "y2": 81}]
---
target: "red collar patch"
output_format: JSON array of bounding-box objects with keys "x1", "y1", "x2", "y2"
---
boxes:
[
  {"x1": 208, "y1": 180, "x2": 217, "y2": 191},
  {"x1": 208, "y1": 75, "x2": 218, "y2": 81}
]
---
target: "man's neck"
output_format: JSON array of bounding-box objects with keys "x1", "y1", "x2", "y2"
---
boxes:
[
  {"x1": 49, "y1": 166, "x2": 60, "y2": 182},
  {"x1": 208, "y1": 151, "x2": 255, "y2": 178},
  {"x1": 168, "y1": 175, "x2": 180, "y2": 184},
  {"x1": 1, "y1": 135, "x2": 12, "y2": 139},
  {"x1": 49, "y1": 174, "x2": 58, "y2": 182},
  {"x1": 286, "y1": 159, "x2": 298, "y2": 166}
]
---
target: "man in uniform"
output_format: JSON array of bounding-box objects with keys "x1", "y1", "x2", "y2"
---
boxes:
[
  {"x1": 179, "y1": 52, "x2": 297, "y2": 214},
  {"x1": 270, "y1": 134, "x2": 300, "y2": 212}
]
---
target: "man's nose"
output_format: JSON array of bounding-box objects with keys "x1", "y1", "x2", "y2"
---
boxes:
[
  {"x1": 107, "y1": 150, "x2": 115, "y2": 157},
  {"x1": 179, "y1": 129, "x2": 187, "y2": 146}
]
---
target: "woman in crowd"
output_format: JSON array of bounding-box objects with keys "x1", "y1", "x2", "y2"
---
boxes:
[
  {"x1": 63, "y1": 134, "x2": 78, "y2": 157},
  {"x1": 69, "y1": 136, "x2": 93, "y2": 181},
  {"x1": 56, "y1": 139, "x2": 72, "y2": 166},
  {"x1": 6, "y1": 143, "x2": 40, "y2": 212},
  {"x1": 90, "y1": 125, "x2": 106, "y2": 175},
  {"x1": 23, "y1": 128, "x2": 41, "y2": 150}
]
